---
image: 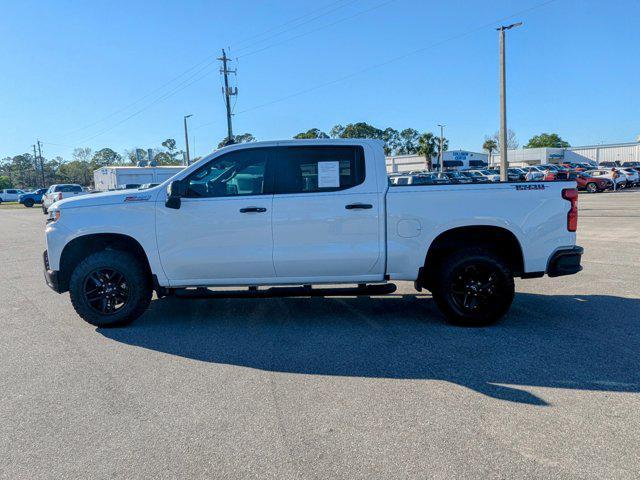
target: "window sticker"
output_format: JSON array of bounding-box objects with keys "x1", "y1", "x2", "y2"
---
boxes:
[{"x1": 317, "y1": 161, "x2": 340, "y2": 188}]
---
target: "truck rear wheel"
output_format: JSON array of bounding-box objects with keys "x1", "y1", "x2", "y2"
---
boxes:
[
  {"x1": 69, "y1": 250, "x2": 152, "y2": 327},
  {"x1": 432, "y1": 248, "x2": 514, "y2": 327},
  {"x1": 24, "y1": 198, "x2": 35, "y2": 207}
]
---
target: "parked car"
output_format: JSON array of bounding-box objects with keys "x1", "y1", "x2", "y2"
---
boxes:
[
  {"x1": 44, "y1": 139, "x2": 583, "y2": 328},
  {"x1": 507, "y1": 168, "x2": 526, "y2": 181},
  {"x1": 584, "y1": 169, "x2": 627, "y2": 189},
  {"x1": 570, "y1": 172, "x2": 612, "y2": 193},
  {"x1": 18, "y1": 188, "x2": 47, "y2": 207},
  {"x1": 442, "y1": 171, "x2": 473, "y2": 184},
  {"x1": 460, "y1": 171, "x2": 489, "y2": 183},
  {"x1": 42, "y1": 184, "x2": 89, "y2": 214},
  {"x1": 619, "y1": 168, "x2": 640, "y2": 187},
  {"x1": 0, "y1": 188, "x2": 26, "y2": 203},
  {"x1": 467, "y1": 169, "x2": 500, "y2": 182},
  {"x1": 521, "y1": 167, "x2": 545, "y2": 181}
]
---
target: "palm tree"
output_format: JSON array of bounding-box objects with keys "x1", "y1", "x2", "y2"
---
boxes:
[
  {"x1": 483, "y1": 138, "x2": 498, "y2": 165},
  {"x1": 418, "y1": 133, "x2": 438, "y2": 170}
]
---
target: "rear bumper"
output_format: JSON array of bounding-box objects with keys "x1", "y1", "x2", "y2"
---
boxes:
[
  {"x1": 547, "y1": 246, "x2": 583, "y2": 277},
  {"x1": 43, "y1": 250, "x2": 63, "y2": 293}
]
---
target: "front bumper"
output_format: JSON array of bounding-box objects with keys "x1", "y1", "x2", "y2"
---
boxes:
[
  {"x1": 547, "y1": 246, "x2": 583, "y2": 277},
  {"x1": 43, "y1": 250, "x2": 62, "y2": 293}
]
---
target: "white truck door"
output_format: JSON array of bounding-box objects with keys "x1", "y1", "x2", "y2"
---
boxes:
[
  {"x1": 271, "y1": 145, "x2": 384, "y2": 281},
  {"x1": 156, "y1": 147, "x2": 276, "y2": 285}
]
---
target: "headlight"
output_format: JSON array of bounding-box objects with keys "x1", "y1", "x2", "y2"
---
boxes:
[{"x1": 47, "y1": 210, "x2": 61, "y2": 224}]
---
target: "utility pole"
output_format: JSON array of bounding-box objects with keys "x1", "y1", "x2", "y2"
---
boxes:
[
  {"x1": 183, "y1": 114, "x2": 193, "y2": 165},
  {"x1": 218, "y1": 49, "x2": 237, "y2": 145},
  {"x1": 438, "y1": 124, "x2": 445, "y2": 172},
  {"x1": 36, "y1": 140, "x2": 45, "y2": 187},
  {"x1": 33, "y1": 144, "x2": 39, "y2": 186},
  {"x1": 497, "y1": 22, "x2": 522, "y2": 182}
]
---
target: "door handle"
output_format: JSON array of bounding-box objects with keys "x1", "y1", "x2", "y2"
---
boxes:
[
  {"x1": 345, "y1": 203, "x2": 373, "y2": 210},
  {"x1": 239, "y1": 207, "x2": 267, "y2": 213}
]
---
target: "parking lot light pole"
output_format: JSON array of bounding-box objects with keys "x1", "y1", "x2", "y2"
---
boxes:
[
  {"x1": 497, "y1": 22, "x2": 522, "y2": 182},
  {"x1": 183, "y1": 114, "x2": 193, "y2": 165},
  {"x1": 438, "y1": 124, "x2": 445, "y2": 172}
]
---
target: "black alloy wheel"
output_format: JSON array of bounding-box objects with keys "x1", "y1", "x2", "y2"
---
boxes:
[
  {"x1": 449, "y1": 264, "x2": 500, "y2": 315},
  {"x1": 83, "y1": 268, "x2": 130, "y2": 315}
]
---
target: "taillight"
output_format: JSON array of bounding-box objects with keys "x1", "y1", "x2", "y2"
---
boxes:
[
  {"x1": 57, "y1": 193, "x2": 63, "y2": 201},
  {"x1": 562, "y1": 188, "x2": 578, "y2": 232}
]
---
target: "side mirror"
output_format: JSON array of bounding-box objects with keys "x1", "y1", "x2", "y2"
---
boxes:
[{"x1": 165, "y1": 180, "x2": 187, "y2": 209}]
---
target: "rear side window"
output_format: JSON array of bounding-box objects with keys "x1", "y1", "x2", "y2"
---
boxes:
[{"x1": 275, "y1": 146, "x2": 365, "y2": 194}]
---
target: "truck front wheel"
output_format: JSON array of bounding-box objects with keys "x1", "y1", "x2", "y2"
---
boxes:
[
  {"x1": 432, "y1": 248, "x2": 514, "y2": 327},
  {"x1": 69, "y1": 250, "x2": 152, "y2": 327}
]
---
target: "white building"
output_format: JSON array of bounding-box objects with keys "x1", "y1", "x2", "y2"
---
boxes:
[
  {"x1": 386, "y1": 150, "x2": 488, "y2": 173},
  {"x1": 489, "y1": 141, "x2": 640, "y2": 167}
]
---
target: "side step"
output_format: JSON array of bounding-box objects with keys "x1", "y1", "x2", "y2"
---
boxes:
[{"x1": 175, "y1": 283, "x2": 397, "y2": 299}]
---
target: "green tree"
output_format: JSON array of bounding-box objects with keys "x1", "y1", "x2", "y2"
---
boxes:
[
  {"x1": 293, "y1": 128, "x2": 329, "y2": 139},
  {"x1": 525, "y1": 133, "x2": 570, "y2": 148},
  {"x1": 0, "y1": 175, "x2": 11, "y2": 189},
  {"x1": 91, "y1": 148, "x2": 122, "y2": 168},
  {"x1": 397, "y1": 128, "x2": 421, "y2": 155},
  {"x1": 329, "y1": 124, "x2": 345, "y2": 138},
  {"x1": 381, "y1": 128, "x2": 400, "y2": 155},
  {"x1": 218, "y1": 133, "x2": 256, "y2": 149},
  {"x1": 482, "y1": 138, "x2": 498, "y2": 156},
  {"x1": 417, "y1": 132, "x2": 448, "y2": 169},
  {"x1": 339, "y1": 122, "x2": 384, "y2": 140}
]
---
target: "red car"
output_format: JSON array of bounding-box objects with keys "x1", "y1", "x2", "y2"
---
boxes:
[{"x1": 570, "y1": 172, "x2": 612, "y2": 193}]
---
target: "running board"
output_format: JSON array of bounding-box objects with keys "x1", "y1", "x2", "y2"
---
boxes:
[{"x1": 174, "y1": 283, "x2": 397, "y2": 299}]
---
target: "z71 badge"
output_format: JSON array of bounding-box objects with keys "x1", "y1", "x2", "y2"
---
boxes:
[{"x1": 515, "y1": 184, "x2": 546, "y2": 191}]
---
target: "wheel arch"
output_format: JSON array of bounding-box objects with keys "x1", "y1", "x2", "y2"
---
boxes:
[
  {"x1": 419, "y1": 225, "x2": 524, "y2": 291},
  {"x1": 58, "y1": 233, "x2": 152, "y2": 293}
]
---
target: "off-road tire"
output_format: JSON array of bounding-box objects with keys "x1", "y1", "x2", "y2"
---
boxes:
[
  {"x1": 24, "y1": 199, "x2": 35, "y2": 207},
  {"x1": 431, "y1": 248, "x2": 514, "y2": 327},
  {"x1": 69, "y1": 250, "x2": 152, "y2": 327}
]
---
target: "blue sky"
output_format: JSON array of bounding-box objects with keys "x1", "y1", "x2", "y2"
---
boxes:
[{"x1": 1, "y1": 0, "x2": 639, "y2": 161}]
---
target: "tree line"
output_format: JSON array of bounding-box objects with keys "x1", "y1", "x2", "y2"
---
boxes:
[{"x1": 0, "y1": 126, "x2": 570, "y2": 190}]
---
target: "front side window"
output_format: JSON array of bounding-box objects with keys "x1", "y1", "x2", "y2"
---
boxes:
[
  {"x1": 275, "y1": 146, "x2": 365, "y2": 194},
  {"x1": 185, "y1": 148, "x2": 271, "y2": 198}
]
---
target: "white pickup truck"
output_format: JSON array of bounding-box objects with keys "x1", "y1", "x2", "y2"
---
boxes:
[
  {"x1": 44, "y1": 139, "x2": 583, "y2": 328},
  {"x1": 42, "y1": 184, "x2": 90, "y2": 214}
]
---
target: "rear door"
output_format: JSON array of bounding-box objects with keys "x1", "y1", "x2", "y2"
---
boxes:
[
  {"x1": 156, "y1": 146, "x2": 276, "y2": 285},
  {"x1": 271, "y1": 144, "x2": 384, "y2": 282}
]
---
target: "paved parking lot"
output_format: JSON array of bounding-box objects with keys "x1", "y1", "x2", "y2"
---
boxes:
[{"x1": 1, "y1": 191, "x2": 639, "y2": 479}]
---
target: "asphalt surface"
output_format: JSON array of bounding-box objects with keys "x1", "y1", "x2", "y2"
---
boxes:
[{"x1": 1, "y1": 191, "x2": 639, "y2": 479}]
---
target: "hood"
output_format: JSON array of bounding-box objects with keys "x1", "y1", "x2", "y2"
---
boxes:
[{"x1": 54, "y1": 187, "x2": 163, "y2": 210}]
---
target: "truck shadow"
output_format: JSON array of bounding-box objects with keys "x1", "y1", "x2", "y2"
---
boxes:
[{"x1": 98, "y1": 292, "x2": 640, "y2": 406}]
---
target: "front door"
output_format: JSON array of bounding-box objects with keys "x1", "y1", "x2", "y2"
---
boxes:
[
  {"x1": 156, "y1": 147, "x2": 276, "y2": 286},
  {"x1": 271, "y1": 145, "x2": 384, "y2": 282}
]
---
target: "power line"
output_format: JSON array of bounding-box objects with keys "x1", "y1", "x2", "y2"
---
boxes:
[
  {"x1": 236, "y1": 0, "x2": 396, "y2": 59},
  {"x1": 54, "y1": 0, "x2": 359, "y2": 142},
  {"x1": 230, "y1": 0, "x2": 353, "y2": 51},
  {"x1": 231, "y1": 0, "x2": 360, "y2": 54},
  {"x1": 70, "y1": 61, "x2": 218, "y2": 145},
  {"x1": 236, "y1": 0, "x2": 559, "y2": 116},
  {"x1": 57, "y1": 55, "x2": 215, "y2": 139}
]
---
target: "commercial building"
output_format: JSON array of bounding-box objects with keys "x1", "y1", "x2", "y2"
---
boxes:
[
  {"x1": 489, "y1": 141, "x2": 640, "y2": 167},
  {"x1": 386, "y1": 150, "x2": 488, "y2": 173}
]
